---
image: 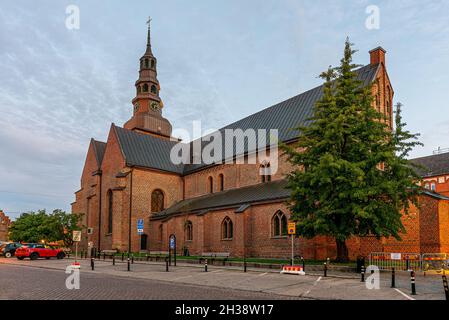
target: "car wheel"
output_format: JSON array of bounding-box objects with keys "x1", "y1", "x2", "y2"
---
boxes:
[
  {"x1": 5, "y1": 252, "x2": 12, "y2": 258},
  {"x1": 17, "y1": 257, "x2": 24, "y2": 260},
  {"x1": 30, "y1": 253, "x2": 39, "y2": 260},
  {"x1": 57, "y1": 252, "x2": 65, "y2": 260}
]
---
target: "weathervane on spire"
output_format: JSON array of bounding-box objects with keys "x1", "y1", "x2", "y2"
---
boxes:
[{"x1": 146, "y1": 16, "x2": 152, "y2": 49}]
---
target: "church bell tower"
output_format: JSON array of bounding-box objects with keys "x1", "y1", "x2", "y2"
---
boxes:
[{"x1": 124, "y1": 18, "x2": 172, "y2": 138}]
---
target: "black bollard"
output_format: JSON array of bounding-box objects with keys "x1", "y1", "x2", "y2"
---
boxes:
[
  {"x1": 103, "y1": 252, "x2": 106, "y2": 260},
  {"x1": 406, "y1": 258, "x2": 410, "y2": 271},
  {"x1": 165, "y1": 257, "x2": 169, "y2": 272},
  {"x1": 113, "y1": 255, "x2": 115, "y2": 266},
  {"x1": 301, "y1": 257, "x2": 305, "y2": 272},
  {"x1": 391, "y1": 267, "x2": 396, "y2": 288},
  {"x1": 127, "y1": 257, "x2": 131, "y2": 272},
  {"x1": 442, "y1": 275, "x2": 449, "y2": 301},
  {"x1": 205, "y1": 259, "x2": 208, "y2": 272},
  {"x1": 324, "y1": 262, "x2": 327, "y2": 277},
  {"x1": 146, "y1": 254, "x2": 150, "y2": 262},
  {"x1": 131, "y1": 255, "x2": 134, "y2": 264},
  {"x1": 361, "y1": 265, "x2": 365, "y2": 282},
  {"x1": 244, "y1": 258, "x2": 247, "y2": 273},
  {"x1": 411, "y1": 270, "x2": 416, "y2": 295},
  {"x1": 122, "y1": 253, "x2": 124, "y2": 262},
  {"x1": 91, "y1": 257, "x2": 94, "y2": 271}
]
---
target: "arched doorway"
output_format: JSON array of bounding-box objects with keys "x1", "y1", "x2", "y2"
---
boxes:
[{"x1": 140, "y1": 234, "x2": 148, "y2": 251}]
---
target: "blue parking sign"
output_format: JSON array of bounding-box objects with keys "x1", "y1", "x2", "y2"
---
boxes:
[
  {"x1": 170, "y1": 237, "x2": 175, "y2": 249},
  {"x1": 137, "y1": 219, "x2": 144, "y2": 234}
]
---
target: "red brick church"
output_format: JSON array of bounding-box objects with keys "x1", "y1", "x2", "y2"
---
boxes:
[{"x1": 72, "y1": 22, "x2": 449, "y2": 260}]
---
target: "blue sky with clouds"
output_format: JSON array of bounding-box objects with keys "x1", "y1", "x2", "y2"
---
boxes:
[{"x1": 1, "y1": 0, "x2": 448, "y2": 219}]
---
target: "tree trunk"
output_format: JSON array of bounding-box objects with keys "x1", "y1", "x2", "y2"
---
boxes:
[{"x1": 335, "y1": 239, "x2": 349, "y2": 263}]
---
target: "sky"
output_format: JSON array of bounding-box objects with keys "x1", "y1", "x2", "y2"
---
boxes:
[{"x1": 1, "y1": 0, "x2": 448, "y2": 220}]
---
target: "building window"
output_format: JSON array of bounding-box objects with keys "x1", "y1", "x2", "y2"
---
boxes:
[
  {"x1": 145, "y1": 58, "x2": 149, "y2": 68},
  {"x1": 221, "y1": 217, "x2": 233, "y2": 240},
  {"x1": 208, "y1": 176, "x2": 213, "y2": 193},
  {"x1": 137, "y1": 86, "x2": 141, "y2": 94},
  {"x1": 431, "y1": 182, "x2": 436, "y2": 191},
  {"x1": 107, "y1": 190, "x2": 113, "y2": 234},
  {"x1": 158, "y1": 224, "x2": 163, "y2": 241},
  {"x1": 185, "y1": 221, "x2": 193, "y2": 241},
  {"x1": 151, "y1": 189, "x2": 164, "y2": 212},
  {"x1": 151, "y1": 85, "x2": 157, "y2": 94},
  {"x1": 260, "y1": 162, "x2": 271, "y2": 183},
  {"x1": 219, "y1": 174, "x2": 224, "y2": 191},
  {"x1": 143, "y1": 83, "x2": 148, "y2": 92},
  {"x1": 424, "y1": 183, "x2": 430, "y2": 190},
  {"x1": 151, "y1": 59, "x2": 155, "y2": 68},
  {"x1": 272, "y1": 211, "x2": 288, "y2": 237}
]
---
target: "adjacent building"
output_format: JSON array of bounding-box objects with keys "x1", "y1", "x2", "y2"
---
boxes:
[{"x1": 0, "y1": 210, "x2": 11, "y2": 242}]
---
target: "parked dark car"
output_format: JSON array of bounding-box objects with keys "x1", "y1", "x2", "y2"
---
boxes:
[{"x1": 0, "y1": 242, "x2": 22, "y2": 258}]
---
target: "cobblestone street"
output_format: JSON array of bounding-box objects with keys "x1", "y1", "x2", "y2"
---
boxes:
[{"x1": 1, "y1": 257, "x2": 447, "y2": 300}]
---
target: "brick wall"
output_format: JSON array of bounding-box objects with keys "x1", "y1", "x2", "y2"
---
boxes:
[{"x1": 0, "y1": 210, "x2": 11, "y2": 242}]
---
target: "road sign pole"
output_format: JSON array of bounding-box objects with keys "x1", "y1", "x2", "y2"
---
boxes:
[{"x1": 291, "y1": 235, "x2": 294, "y2": 266}]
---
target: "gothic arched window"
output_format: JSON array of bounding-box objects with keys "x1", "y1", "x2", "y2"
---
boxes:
[
  {"x1": 158, "y1": 224, "x2": 163, "y2": 241},
  {"x1": 145, "y1": 58, "x2": 149, "y2": 68},
  {"x1": 272, "y1": 211, "x2": 288, "y2": 237},
  {"x1": 260, "y1": 161, "x2": 271, "y2": 183},
  {"x1": 221, "y1": 217, "x2": 233, "y2": 240},
  {"x1": 208, "y1": 176, "x2": 213, "y2": 194},
  {"x1": 151, "y1": 59, "x2": 155, "y2": 68},
  {"x1": 151, "y1": 189, "x2": 164, "y2": 213},
  {"x1": 151, "y1": 85, "x2": 157, "y2": 94},
  {"x1": 219, "y1": 174, "x2": 224, "y2": 191},
  {"x1": 107, "y1": 190, "x2": 113, "y2": 234},
  {"x1": 185, "y1": 221, "x2": 193, "y2": 241},
  {"x1": 143, "y1": 83, "x2": 148, "y2": 92}
]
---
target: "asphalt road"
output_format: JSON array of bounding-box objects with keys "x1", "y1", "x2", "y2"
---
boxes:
[{"x1": 0, "y1": 264, "x2": 301, "y2": 300}]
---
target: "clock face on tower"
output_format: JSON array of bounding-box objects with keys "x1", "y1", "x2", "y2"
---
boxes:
[{"x1": 150, "y1": 101, "x2": 160, "y2": 112}]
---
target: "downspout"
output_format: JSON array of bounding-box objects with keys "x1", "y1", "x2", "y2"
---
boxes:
[
  {"x1": 97, "y1": 170, "x2": 102, "y2": 250},
  {"x1": 128, "y1": 167, "x2": 134, "y2": 253}
]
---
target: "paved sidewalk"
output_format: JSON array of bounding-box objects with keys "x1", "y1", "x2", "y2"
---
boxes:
[{"x1": 0, "y1": 257, "x2": 447, "y2": 300}]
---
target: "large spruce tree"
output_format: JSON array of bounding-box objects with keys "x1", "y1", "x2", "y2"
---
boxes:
[{"x1": 283, "y1": 39, "x2": 422, "y2": 262}]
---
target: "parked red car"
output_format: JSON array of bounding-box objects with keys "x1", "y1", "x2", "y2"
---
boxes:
[{"x1": 15, "y1": 243, "x2": 65, "y2": 260}]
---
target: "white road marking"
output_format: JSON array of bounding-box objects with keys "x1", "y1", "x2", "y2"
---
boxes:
[
  {"x1": 302, "y1": 276, "x2": 322, "y2": 297},
  {"x1": 258, "y1": 272, "x2": 268, "y2": 277},
  {"x1": 394, "y1": 288, "x2": 416, "y2": 300}
]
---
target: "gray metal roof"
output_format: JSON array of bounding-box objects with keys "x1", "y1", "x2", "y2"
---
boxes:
[
  {"x1": 92, "y1": 139, "x2": 107, "y2": 167},
  {"x1": 151, "y1": 179, "x2": 290, "y2": 219},
  {"x1": 410, "y1": 152, "x2": 449, "y2": 177},
  {"x1": 113, "y1": 125, "x2": 185, "y2": 174},
  {"x1": 421, "y1": 189, "x2": 449, "y2": 201},
  {"x1": 112, "y1": 64, "x2": 379, "y2": 175}
]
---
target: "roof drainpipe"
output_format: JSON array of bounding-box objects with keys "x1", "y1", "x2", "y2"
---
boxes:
[{"x1": 128, "y1": 167, "x2": 134, "y2": 254}]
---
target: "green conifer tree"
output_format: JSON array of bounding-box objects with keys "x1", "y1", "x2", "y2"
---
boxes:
[{"x1": 283, "y1": 39, "x2": 422, "y2": 262}]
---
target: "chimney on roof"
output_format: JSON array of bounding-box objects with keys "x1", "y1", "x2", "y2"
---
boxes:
[{"x1": 369, "y1": 46, "x2": 386, "y2": 66}]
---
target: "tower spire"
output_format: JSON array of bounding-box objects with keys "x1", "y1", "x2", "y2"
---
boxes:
[
  {"x1": 124, "y1": 17, "x2": 172, "y2": 139},
  {"x1": 146, "y1": 16, "x2": 152, "y2": 54}
]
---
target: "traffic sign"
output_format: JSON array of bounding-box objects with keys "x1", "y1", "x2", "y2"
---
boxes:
[
  {"x1": 72, "y1": 230, "x2": 82, "y2": 242},
  {"x1": 137, "y1": 219, "x2": 144, "y2": 234},
  {"x1": 288, "y1": 222, "x2": 296, "y2": 235},
  {"x1": 169, "y1": 237, "x2": 175, "y2": 249}
]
